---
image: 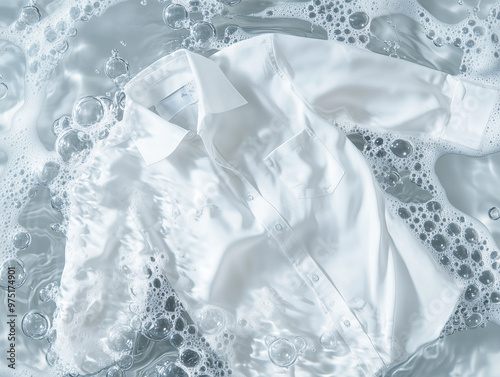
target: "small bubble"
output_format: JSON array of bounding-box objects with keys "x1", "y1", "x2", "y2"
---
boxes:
[
  {"x1": 453, "y1": 245, "x2": 469, "y2": 260},
  {"x1": 447, "y1": 222, "x2": 461, "y2": 236},
  {"x1": 0, "y1": 83, "x2": 8, "y2": 99},
  {"x1": 67, "y1": 7, "x2": 80, "y2": 22},
  {"x1": 491, "y1": 292, "x2": 500, "y2": 303},
  {"x1": 117, "y1": 354, "x2": 133, "y2": 370},
  {"x1": 465, "y1": 284, "x2": 479, "y2": 301},
  {"x1": 180, "y1": 349, "x2": 201, "y2": 367},
  {"x1": 319, "y1": 331, "x2": 337, "y2": 349},
  {"x1": 106, "y1": 367, "x2": 123, "y2": 377},
  {"x1": 105, "y1": 56, "x2": 130, "y2": 86},
  {"x1": 457, "y1": 264, "x2": 474, "y2": 279},
  {"x1": 489, "y1": 207, "x2": 500, "y2": 220},
  {"x1": 398, "y1": 207, "x2": 411, "y2": 219},
  {"x1": 161, "y1": 365, "x2": 188, "y2": 377},
  {"x1": 22, "y1": 310, "x2": 50, "y2": 340},
  {"x1": 465, "y1": 313, "x2": 482, "y2": 328},
  {"x1": 13, "y1": 232, "x2": 31, "y2": 250},
  {"x1": 465, "y1": 228, "x2": 479, "y2": 244},
  {"x1": 37, "y1": 161, "x2": 60, "y2": 186},
  {"x1": 44, "y1": 26, "x2": 57, "y2": 43},
  {"x1": 479, "y1": 270, "x2": 495, "y2": 286}
]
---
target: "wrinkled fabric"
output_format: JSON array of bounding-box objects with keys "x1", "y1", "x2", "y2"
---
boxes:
[{"x1": 53, "y1": 34, "x2": 499, "y2": 376}]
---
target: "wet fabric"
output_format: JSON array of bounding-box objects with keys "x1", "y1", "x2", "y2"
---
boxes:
[{"x1": 53, "y1": 33, "x2": 499, "y2": 376}]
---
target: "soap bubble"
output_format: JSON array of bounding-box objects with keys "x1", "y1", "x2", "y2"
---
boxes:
[
  {"x1": 398, "y1": 207, "x2": 411, "y2": 219},
  {"x1": 144, "y1": 317, "x2": 172, "y2": 341},
  {"x1": 108, "y1": 325, "x2": 135, "y2": 352},
  {"x1": 169, "y1": 333, "x2": 184, "y2": 348},
  {"x1": 191, "y1": 21, "x2": 216, "y2": 46},
  {"x1": 349, "y1": 12, "x2": 370, "y2": 30},
  {"x1": 36, "y1": 161, "x2": 60, "y2": 187},
  {"x1": 105, "y1": 56, "x2": 130, "y2": 86},
  {"x1": 197, "y1": 307, "x2": 226, "y2": 335},
  {"x1": 0, "y1": 83, "x2": 8, "y2": 99},
  {"x1": 56, "y1": 129, "x2": 93, "y2": 164},
  {"x1": 117, "y1": 354, "x2": 133, "y2": 370},
  {"x1": 158, "y1": 364, "x2": 188, "y2": 377},
  {"x1": 51, "y1": 115, "x2": 72, "y2": 135},
  {"x1": 44, "y1": 26, "x2": 57, "y2": 43},
  {"x1": 72, "y1": 96, "x2": 105, "y2": 127},
  {"x1": 489, "y1": 207, "x2": 500, "y2": 220},
  {"x1": 106, "y1": 367, "x2": 123, "y2": 377},
  {"x1": 13, "y1": 232, "x2": 31, "y2": 250},
  {"x1": 20, "y1": 6, "x2": 41, "y2": 25},
  {"x1": 479, "y1": 270, "x2": 495, "y2": 286},
  {"x1": 453, "y1": 245, "x2": 469, "y2": 260},
  {"x1": 431, "y1": 234, "x2": 448, "y2": 252},
  {"x1": 457, "y1": 264, "x2": 474, "y2": 279},
  {"x1": 465, "y1": 313, "x2": 482, "y2": 328},
  {"x1": 319, "y1": 331, "x2": 337, "y2": 349},
  {"x1": 464, "y1": 284, "x2": 479, "y2": 301},
  {"x1": 69, "y1": 6, "x2": 81, "y2": 20},
  {"x1": 465, "y1": 228, "x2": 479, "y2": 244},
  {"x1": 22, "y1": 310, "x2": 50, "y2": 340},
  {"x1": 162, "y1": 4, "x2": 188, "y2": 29},
  {"x1": 180, "y1": 349, "x2": 201, "y2": 367},
  {"x1": 0, "y1": 259, "x2": 27, "y2": 289},
  {"x1": 268, "y1": 338, "x2": 297, "y2": 368}
]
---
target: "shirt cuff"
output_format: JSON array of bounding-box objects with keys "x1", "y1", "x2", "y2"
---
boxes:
[{"x1": 440, "y1": 76, "x2": 498, "y2": 151}]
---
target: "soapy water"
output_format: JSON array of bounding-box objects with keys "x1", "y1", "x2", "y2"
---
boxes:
[{"x1": 1, "y1": 0, "x2": 500, "y2": 376}]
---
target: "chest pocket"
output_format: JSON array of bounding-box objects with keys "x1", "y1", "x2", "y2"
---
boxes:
[{"x1": 264, "y1": 127, "x2": 345, "y2": 199}]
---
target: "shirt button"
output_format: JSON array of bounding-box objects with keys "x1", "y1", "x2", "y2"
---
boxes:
[
  {"x1": 275, "y1": 224, "x2": 283, "y2": 231},
  {"x1": 312, "y1": 274, "x2": 319, "y2": 282},
  {"x1": 343, "y1": 320, "x2": 351, "y2": 328},
  {"x1": 185, "y1": 131, "x2": 196, "y2": 140},
  {"x1": 246, "y1": 194, "x2": 254, "y2": 201}
]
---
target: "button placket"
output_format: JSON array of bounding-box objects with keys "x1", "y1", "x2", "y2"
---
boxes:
[{"x1": 204, "y1": 136, "x2": 385, "y2": 376}]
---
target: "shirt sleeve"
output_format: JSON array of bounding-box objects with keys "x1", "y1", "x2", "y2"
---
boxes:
[{"x1": 269, "y1": 33, "x2": 499, "y2": 151}]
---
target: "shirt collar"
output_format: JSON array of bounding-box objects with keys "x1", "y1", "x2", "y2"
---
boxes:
[{"x1": 123, "y1": 49, "x2": 248, "y2": 165}]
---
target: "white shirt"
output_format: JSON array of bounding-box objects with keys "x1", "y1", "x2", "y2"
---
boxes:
[{"x1": 52, "y1": 33, "x2": 498, "y2": 377}]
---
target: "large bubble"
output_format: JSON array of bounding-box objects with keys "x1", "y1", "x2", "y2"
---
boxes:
[
  {"x1": 105, "y1": 56, "x2": 130, "y2": 87},
  {"x1": 197, "y1": 307, "x2": 226, "y2": 335},
  {"x1": 268, "y1": 338, "x2": 297, "y2": 368},
  {"x1": 191, "y1": 21, "x2": 216, "y2": 46},
  {"x1": 36, "y1": 161, "x2": 60, "y2": 187},
  {"x1": 162, "y1": 4, "x2": 188, "y2": 30},
  {"x1": 20, "y1": 6, "x2": 41, "y2": 25},
  {"x1": 72, "y1": 96, "x2": 105, "y2": 127},
  {"x1": 13, "y1": 231, "x2": 31, "y2": 250},
  {"x1": 180, "y1": 349, "x2": 201, "y2": 367},
  {"x1": 0, "y1": 258, "x2": 27, "y2": 289},
  {"x1": 349, "y1": 11, "x2": 370, "y2": 30},
  {"x1": 22, "y1": 310, "x2": 50, "y2": 340},
  {"x1": 144, "y1": 317, "x2": 172, "y2": 341},
  {"x1": 56, "y1": 129, "x2": 93, "y2": 164}
]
